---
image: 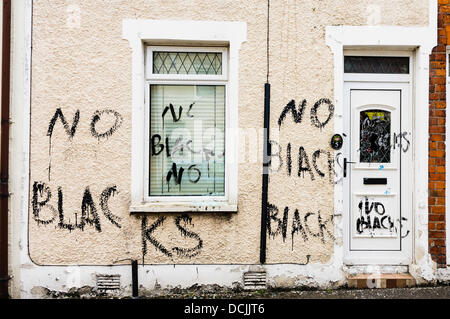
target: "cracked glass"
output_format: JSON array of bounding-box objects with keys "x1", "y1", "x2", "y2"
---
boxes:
[{"x1": 360, "y1": 110, "x2": 391, "y2": 163}]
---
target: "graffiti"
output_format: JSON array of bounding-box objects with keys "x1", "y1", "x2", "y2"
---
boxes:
[
  {"x1": 334, "y1": 152, "x2": 344, "y2": 185},
  {"x1": 310, "y1": 98, "x2": 335, "y2": 131},
  {"x1": 32, "y1": 183, "x2": 57, "y2": 226},
  {"x1": 312, "y1": 150, "x2": 334, "y2": 184},
  {"x1": 162, "y1": 103, "x2": 183, "y2": 122},
  {"x1": 141, "y1": 216, "x2": 172, "y2": 258},
  {"x1": 298, "y1": 146, "x2": 315, "y2": 180},
  {"x1": 278, "y1": 99, "x2": 306, "y2": 128},
  {"x1": 47, "y1": 108, "x2": 80, "y2": 140},
  {"x1": 271, "y1": 143, "x2": 334, "y2": 183},
  {"x1": 278, "y1": 98, "x2": 334, "y2": 130},
  {"x1": 398, "y1": 217, "x2": 410, "y2": 239},
  {"x1": 356, "y1": 197, "x2": 394, "y2": 236},
  {"x1": 160, "y1": 101, "x2": 199, "y2": 123},
  {"x1": 393, "y1": 131, "x2": 411, "y2": 153},
  {"x1": 356, "y1": 197, "x2": 411, "y2": 238},
  {"x1": 100, "y1": 186, "x2": 121, "y2": 229},
  {"x1": 152, "y1": 100, "x2": 224, "y2": 195},
  {"x1": 90, "y1": 109, "x2": 123, "y2": 141},
  {"x1": 141, "y1": 214, "x2": 203, "y2": 260},
  {"x1": 32, "y1": 181, "x2": 121, "y2": 232},
  {"x1": 46, "y1": 108, "x2": 123, "y2": 181},
  {"x1": 267, "y1": 203, "x2": 335, "y2": 250},
  {"x1": 173, "y1": 215, "x2": 203, "y2": 258},
  {"x1": 166, "y1": 163, "x2": 185, "y2": 191},
  {"x1": 47, "y1": 108, "x2": 80, "y2": 181}
]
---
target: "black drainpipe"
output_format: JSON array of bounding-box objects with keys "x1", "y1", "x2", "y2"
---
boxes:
[
  {"x1": 0, "y1": 0, "x2": 11, "y2": 299},
  {"x1": 132, "y1": 260, "x2": 139, "y2": 298},
  {"x1": 260, "y1": 83, "x2": 271, "y2": 264},
  {"x1": 260, "y1": 0, "x2": 270, "y2": 265}
]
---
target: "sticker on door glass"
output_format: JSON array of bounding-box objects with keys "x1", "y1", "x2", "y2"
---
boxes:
[
  {"x1": 360, "y1": 110, "x2": 391, "y2": 163},
  {"x1": 353, "y1": 195, "x2": 398, "y2": 238}
]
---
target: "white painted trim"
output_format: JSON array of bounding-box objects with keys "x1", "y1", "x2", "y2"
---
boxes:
[
  {"x1": 122, "y1": 19, "x2": 246, "y2": 213},
  {"x1": 9, "y1": 0, "x2": 33, "y2": 298},
  {"x1": 326, "y1": 0, "x2": 437, "y2": 281}
]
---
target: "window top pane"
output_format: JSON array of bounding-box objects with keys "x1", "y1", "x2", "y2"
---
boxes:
[
  {"x1": 344, "y1": 56, "x2": 409, "y2": 74},
  {"x1": 153, "y1": 51, "x2": 223, "y2": 75}
]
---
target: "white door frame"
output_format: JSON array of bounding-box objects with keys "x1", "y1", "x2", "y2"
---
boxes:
[
  {"x1": 343, "y1": 54, "x2": 413, "y2": 264},
  {"x1": 326, "y1": 15, "x2": 436, "y2": 276}
]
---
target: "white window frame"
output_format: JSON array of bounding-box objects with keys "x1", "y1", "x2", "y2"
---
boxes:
[
  {"x1": 145, "y1": 46, "x2": 229, "y2": 204},
  {"x1": 122, "y1": 19, "x2": 247, "y2": 213}
]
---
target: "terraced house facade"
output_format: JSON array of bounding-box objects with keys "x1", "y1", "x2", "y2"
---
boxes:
[{"x1": 2, "y1": 0, "x2": 450, "y2": 298}]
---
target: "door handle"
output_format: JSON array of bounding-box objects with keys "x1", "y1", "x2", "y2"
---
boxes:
[{"x1": 344, "y1": 158, "x2": 356, "y2": 178}]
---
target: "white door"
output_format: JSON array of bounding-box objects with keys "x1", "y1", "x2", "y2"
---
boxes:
[{"x1": 343, "y1": 81, "x2": 412, "y2": 265}]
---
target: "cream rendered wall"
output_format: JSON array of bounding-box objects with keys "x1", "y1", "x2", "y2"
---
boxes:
[{"x1": 28, "y1": 0, "x2": 430, "y2": 267}]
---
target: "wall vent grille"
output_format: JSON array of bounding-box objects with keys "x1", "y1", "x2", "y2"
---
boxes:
[
  {"x1": 243, "y1": 271, "x2": 267, "y2": 290},
  {"x1": 96, "y1": 275, "x2": 121, "y2": 291}
]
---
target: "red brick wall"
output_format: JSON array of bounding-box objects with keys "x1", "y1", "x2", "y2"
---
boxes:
[{"x1": 429, "y1": 0, "x2": 447, "y2": 268}]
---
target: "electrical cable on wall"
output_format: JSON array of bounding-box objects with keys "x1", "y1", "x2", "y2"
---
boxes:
[{"x1": 267, "y1": 0, "x2": 270, "y2": 83}]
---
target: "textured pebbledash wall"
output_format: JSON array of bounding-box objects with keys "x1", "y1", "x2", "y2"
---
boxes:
[
  {"x1": 429, "y1": 0, "x2": 448, "y2": 268},
  {"x1": 29, "y1": 0, "x2": 429, "y2": 266}
]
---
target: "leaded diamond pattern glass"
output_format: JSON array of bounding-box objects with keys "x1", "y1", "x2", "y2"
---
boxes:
[
  {"x1": 344, "y1": 56, "x2": 409, "y2": 74},
  {"x1": 153, "y1": 51, "x2": 222, "y2": 75},
  {"x1": 360, "y1": 110, "x2": 391, "y2": 163}
]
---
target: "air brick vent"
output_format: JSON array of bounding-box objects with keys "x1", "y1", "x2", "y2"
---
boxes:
[
  {"x1": 243, "y1": 271, "x2": 267, "y2": 290},
  {"x1": 96, "y1": 275, "x2": 121, "y2": 292}
]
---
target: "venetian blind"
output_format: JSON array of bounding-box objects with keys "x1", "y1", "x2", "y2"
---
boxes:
[{"x1": 149, "y1": 85, "x2": 225, "y2": 196}]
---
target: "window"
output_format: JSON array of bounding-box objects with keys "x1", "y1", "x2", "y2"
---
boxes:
[
  {"x1": 123, "y1": 19, "x2": 246, "y2": 213},
  {"x1": 146, "y1": 46, "x2": 230, "y2": 201},
  {"x1": 359, "y1": 109, "x2": 391, "y2": 163},
  {"x1": 344, "y1": 56, "x2": 410, "y2": 74}
]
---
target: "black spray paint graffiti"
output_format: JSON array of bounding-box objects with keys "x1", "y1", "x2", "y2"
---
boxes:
[
  {"x1": 46, "y1": 108, "x2": 123, "y2": 181},
  {"x1": 356, "y1": 197, "x2": 410, "y2": 238},
  {"x1": 267, "y1": 203, "x2": 335, "y2": 250},
  {"x1": 310, "y1": 99, "x2": 335, "y2": 131},
  {"x1": 172, "y1": 215, "x2": 203, "y2": 258},
  {"x1": 393, "y1": 131, "x2": 411, "y2": 153},
  {"x1": 278, "y1": 100, "x2": 306, "y2": 128},
  {"x1": 274, "y1": 97, "x2": 337, "y2": 184},
  {"x1": 47, "y1": 108, "x2": 80, "y2": 181},
  {"x1": 272, "y1": 142, "x2": 334, "y2": 183},
  {"x1": 90, "y1": 110, "x2": 123, "y2": 141},
  {"x1": 278, "y1": 98, "x2": 334, "y2": 130},
  {"x1": 162, "y1": 102, "x2": 196, "y2": 122},
  {"x1": 141, "y1": 214, "x2": 203, "y2": 261},
  {"x1": 356, "y1": 197, "x2": 393, "y2": 235},
  {"x1": 32, "y1": 183, "x2": 57, "y2": 226},
  {"x1": 32, "y1": 181, "x2": 121, "y2": 232},
  {"x1": 151, "y1": 101, "x2": 224, "y2": 193}
]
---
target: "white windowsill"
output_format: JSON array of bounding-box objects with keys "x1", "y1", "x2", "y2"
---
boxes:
[{"x1": 130, "y1": 202, "x2": 238, "y2": 214}]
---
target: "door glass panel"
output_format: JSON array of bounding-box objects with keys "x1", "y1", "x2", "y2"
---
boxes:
[
  {"x1": 344, "y1": 56, "x2": 409, "y2": 74},
  {"x1": 360, "y1": 109, "x2": 391, "y2": 163}
]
